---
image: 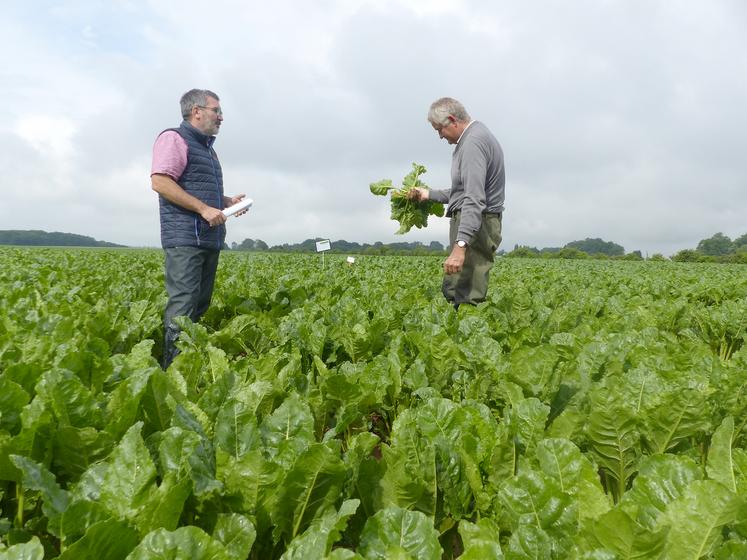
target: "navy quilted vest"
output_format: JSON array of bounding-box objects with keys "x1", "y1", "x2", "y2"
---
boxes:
[{"x1": 158, "y1": 121, "x2": 225, "y2": 250}]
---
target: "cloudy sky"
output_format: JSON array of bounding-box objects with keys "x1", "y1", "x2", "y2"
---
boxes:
[{"x1": 2, "y1": 0, "x2": 745, "y2": 256}]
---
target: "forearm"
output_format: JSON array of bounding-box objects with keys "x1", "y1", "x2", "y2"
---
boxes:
[
  {"x1": 428, "y1": 188, "x2": 451, "y2": 204},
  {"x1": 151, "y1": 174, "x2": 211, "y2": 214}
]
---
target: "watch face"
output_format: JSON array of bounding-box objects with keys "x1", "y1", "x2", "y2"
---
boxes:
[{"x1": 457, "y1": 240, "x2": 466, "y2": 248}]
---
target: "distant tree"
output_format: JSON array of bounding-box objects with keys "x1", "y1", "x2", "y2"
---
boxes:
[
  {"x1": 507, "y1": 246, "x2": 539, "y2": 258},
  {"x1": 671, "y1": 249, "x2": 702, "y2": 262},
  {"x1": 0, "y1": 230, "x2": 123, "y2": 247},
  {"x1": 725, "y1": 252, "x2": 747, "y2": 264},
  {"x1": 733, "y1": 233, "x2": 747, "y2": 251},
  {"x1": 696, "y1": 232, "x2": 734, "y2": 256},
  {"x1": 565, "y1": 238, "x2": 624, "y2": 256},
  {"x1": 621, "y1": 251, "x2": 643, "y2": 261},
  {"x1": 234, "y1": 238, "x2": 254, "y2": 251},
  {"x1": 254, "y1": 239, "x2": 269, "y2": 251},
  {"x1": 649, "y1": 253, "x2": 667, "y2": 261}
]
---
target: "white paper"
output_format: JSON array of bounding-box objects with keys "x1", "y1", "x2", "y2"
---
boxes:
[
  {"x1": 222, "y1": 198, "x2": 253, "y2": 217},
  {"x1": 316, "y1": 239, "x2": 331, "y2": 252}
]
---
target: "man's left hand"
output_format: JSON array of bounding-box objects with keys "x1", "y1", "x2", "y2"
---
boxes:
[
  {"x1": 444, "y1": 245, "x2": 466, "y2": 275},
  {"x1": 225, "y1": 194, "x2": 248, "y2": 216}
]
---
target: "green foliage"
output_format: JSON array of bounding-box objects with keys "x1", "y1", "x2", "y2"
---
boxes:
[
  {"x1": 672, "y1": 249, "x2": 703, "y2": 262},
  {"x1": 697, "y1": 232, "x2": 735, "y2": 256},
  {"x1": 369, "y1": 163, "x2": 445, "y2": 234},
  {"x1": 0, "y1": 230, "x2": 123, "y2": 247},
  {"x1": 565, "y1": 237, "x2": 625, "y2": 256},
  {"x1": 506, "y1": 246, "x2": 540, "y2": 258},
  {"x1": 2, "y1": 248, "x2": 747, "y2": 558}
]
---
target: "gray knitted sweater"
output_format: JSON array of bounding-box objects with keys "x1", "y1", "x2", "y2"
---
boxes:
[{"x1": 429, "y1": 121, "x2": 505, "y2": 243}]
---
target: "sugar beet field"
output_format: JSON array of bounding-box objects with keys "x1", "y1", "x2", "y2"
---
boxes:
[{"x1": 1, "y1": 247, "x2": 747, "y2": 559}]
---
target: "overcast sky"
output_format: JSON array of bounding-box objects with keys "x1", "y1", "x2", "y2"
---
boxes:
[{"x1": 2, "y1": 0, "x2": 746, "y2": 256}]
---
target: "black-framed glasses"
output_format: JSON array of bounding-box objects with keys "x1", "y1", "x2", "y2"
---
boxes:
[{"x1": 198, "y1": 105, "x2": 223, "y2": 116}]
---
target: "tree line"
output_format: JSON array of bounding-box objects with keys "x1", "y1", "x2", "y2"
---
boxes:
[
  {"x1": 0, "y1": 230, "x2": 124, "y2": 247},
  {"x1": 230, "y1": 238, "x2": 447, "y2": 255},
  {"x1": 504, "y1": 233, "x2": 747, "y2": 263},
  {"x1": 5, "y1": 230, "x2": 746, "y2": 263}
]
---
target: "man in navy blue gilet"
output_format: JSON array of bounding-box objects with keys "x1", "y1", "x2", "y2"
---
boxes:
[{"x1": 151, "y1": 89, "x2": 246, "y2": 368}]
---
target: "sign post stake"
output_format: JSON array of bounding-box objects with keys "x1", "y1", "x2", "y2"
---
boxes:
[{"x1": 315, "y1": 239, "x2": 331, "y2": 270}]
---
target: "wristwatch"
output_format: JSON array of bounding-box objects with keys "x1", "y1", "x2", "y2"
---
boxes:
[{"x1": 456, "y1": 240, "x2": 468, "y2": 248}]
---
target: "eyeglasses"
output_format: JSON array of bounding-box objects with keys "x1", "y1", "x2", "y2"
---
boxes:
[{"x1": 198, "y1": 105, "x2": 223, "y2": 116}]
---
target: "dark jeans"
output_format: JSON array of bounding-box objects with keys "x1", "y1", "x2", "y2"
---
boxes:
[
  {"x1": 162, "y1": 246, "x2": 220, "y2": 368},
  {"x1": 442, "y1": 212, "x2": 503, "y2": 305}
]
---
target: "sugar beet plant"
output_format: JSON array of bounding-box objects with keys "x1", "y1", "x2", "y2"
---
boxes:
[
  {"x1": 2, "y1": 247, "x2": 747, "y2": 559},
  {"x1": 369, "y1": 162, "x2": 444, "y2": 234}
]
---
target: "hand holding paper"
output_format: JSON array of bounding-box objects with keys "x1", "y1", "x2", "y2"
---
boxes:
[{"x1": 222, "y1": 198, "x2": 253, "y2": 217}]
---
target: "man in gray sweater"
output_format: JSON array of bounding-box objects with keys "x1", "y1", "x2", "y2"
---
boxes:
[{"x1": 410, "y1": 97, "x2": 505, "y2": 307}]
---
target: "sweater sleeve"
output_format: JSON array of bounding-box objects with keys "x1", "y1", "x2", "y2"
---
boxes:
[
  {"x1": 427, "y1": 188, "x2": 451, "y2": 204},
  {"x1": 456, "y1": 140, "x2": 489, "y2": 243}
]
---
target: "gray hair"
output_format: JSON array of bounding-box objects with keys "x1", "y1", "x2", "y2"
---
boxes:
[
  {"x1": 428, "y1": 97, "x2": 470, "y2": 126},
  {"x1": 180, "y1": 89, "x2": 220, "y2": 119}
]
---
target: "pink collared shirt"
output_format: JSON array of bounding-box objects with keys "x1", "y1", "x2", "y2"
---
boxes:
[{"x1": 151, "y1": 130, "x2": 188, "y2": 180}]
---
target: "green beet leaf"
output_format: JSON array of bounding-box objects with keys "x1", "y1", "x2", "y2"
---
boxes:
[
  {"x1": 280, "y1": 499, "x2": 359, "y2": 560},
  {"x1": 104, "y1": 368, "x2": 153, "y2": 441},
  {"x1": 380, "y1": 409, "x2": 437, "y2": 517},
  {"x1": 586, "y1": 391, "x2": 640, "y2": 502},
  {"x1": 260, "y1": 393, "x2": 315, "y2": 470},
  {"x1": 536, "y1": 438, "x2": 610, "y2": 521},
  {"x1": 619, "y1": 454, "x2": 701, "y2": 531},
  {"x1": 369, "y1": 179, "x2": 394, "y2": 196},
  {"x1": 52, "y1": 425, "x2": 113, "y2": 482},
  {"x1": 60, "y1": 499, "x2": 111, "y2": 545},
  {"x1": 216, "y1": 449, "x2": 283, "y2": 549},
  {"x1": 504, "y1": 525, "x2": 553, "y2": 560},
  {"x1": 369, "y1": 163, "x2": 444, "y2": 234},
  {"x1": 99, "y1": 422, "x2": 157, "y2": 521},
  {"x1": 499, "y1": 468, "x2": 577, "y2": 537},
  {"x1": 125, "y1": 526, "x2": 230, "y2": 560},
  {"x1": 213, "y1": 396, "x2": 261, "y2": 460},
  {"x1": 0, "y1": 536, "x2": 45, "y2": 560},
  {"x1": 358, "y1": 506, "x2": 442, "y2": 560},
  {"x1": 10, "y1": 455, "x2": 69, "y2": 538},
  {"x1": 659, "y1": 480, "x2": 739, "y2": 559},
  {"x1": 590, "y1": 508, "x2": 667, "y2": 559},
  {"x1": 707, "y1": 416, "x2": 738, "y2": 493},
  {"x1": 57, "y1": 519, "x2": 139, "y2": 560},
  {"x1": 212, "y1": 513, "x2": 256, "y2": 560},
  {"x1": 171, "y1": 405, "x2": 223, "y2": 497},
  {"x1": 271, "y1": 441, "x2": 347, "y2": 544},
  {"x1": 642, "y1": 388, "x2": 710, "y2": 454},
  {"x1": 458, "y1": 518, "x2": 504, "y2": 559},
  {"x1": 507, "y1": 397, "x2": 550, "y2": 458},
  {"x1": 0, "y1": 378, "x2": 29, "y2": 435}
]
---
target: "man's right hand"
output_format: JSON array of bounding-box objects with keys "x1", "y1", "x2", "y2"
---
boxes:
[
  {"x1": 407, "y1": 187, "x2": 429, "y2": 202},
  {"x1": 201, "y1": 206, "x2": 226, "y2": 227}
]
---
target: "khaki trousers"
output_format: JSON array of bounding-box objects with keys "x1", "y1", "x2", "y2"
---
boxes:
[{"x1": 442, "y1": 212, "x2": 502, "y2": 305}]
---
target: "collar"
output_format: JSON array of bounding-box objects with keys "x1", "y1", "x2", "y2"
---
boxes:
[
  {"x1": 181, "y1": 120, "x2": 216, "y2": 147},
  {"x1": 456, "y1": 120, "x2": 476, "y2": 144}
]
